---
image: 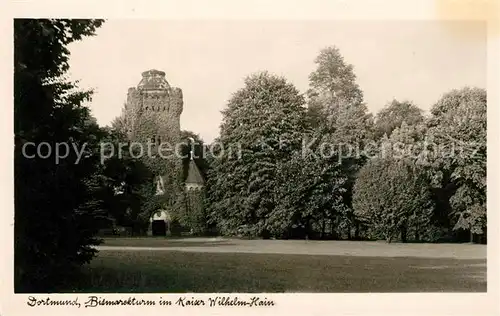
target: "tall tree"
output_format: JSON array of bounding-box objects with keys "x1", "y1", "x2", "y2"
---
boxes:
[
  {"x1": 427, "y1": 87, "x2": 487, "y2": 242},
  {"x1": 387, "y1": 122, "x2": 437, "y2": 241},
  {"x1": 14, "y1": 19, "x2": 105, "y2": 292},
  {"x1": 307, "y1": 46, "x2": 373, "y2": 238},
  {"x1": 207, "y1": 72, "x2": 308, "y2": 237},
  {"x1": 308, "y1": 46, "x2": 364, "y2": 109}
]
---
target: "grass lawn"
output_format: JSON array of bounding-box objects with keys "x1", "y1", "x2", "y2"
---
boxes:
[
  {"x1": 68, "y1": 249, "x2": 486, "y2": 293},
  {"x1": 98, "y1": 237, "x2": 486, "y2": 259},
  {"x1": 100, "y1": 236, "x2": 229, "y2": 248}
]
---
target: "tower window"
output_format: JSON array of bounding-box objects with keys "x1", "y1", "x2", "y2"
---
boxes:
[{"x1": 151, "y1": 136, "x2": 155, "y2": 144}]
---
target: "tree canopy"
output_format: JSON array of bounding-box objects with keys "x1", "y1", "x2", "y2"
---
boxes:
[
  {"x1": 353, "y1": 156, "x2": 434, "y2": 242},
  {"x1": 207, "y1": 72, "x2": 308, "y2": 237},
  {"x1": 375, "y1": 99, "x2": 424, "y2": 138},
  {"x1": 427, "y1": 87, "x2": 487, "y2": 238}
]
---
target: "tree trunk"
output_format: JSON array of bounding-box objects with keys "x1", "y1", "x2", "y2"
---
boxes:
[
  {"x1": 415, "y1": 214, "x2": 420, "y2": 242},
  {"x1": 400, "y1": 225, "x2": 407, "y2": 243},
  {"x1": 305, "y1": 218, "x2": 311, "y2": 240},
  {"x1": 321, "y1": 219, "x2": 326, "y2": 239}
]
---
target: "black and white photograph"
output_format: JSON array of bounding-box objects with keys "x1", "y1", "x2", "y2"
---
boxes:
[{"x1": 2, "y1": 1, "x2": 498, "y2": 314}]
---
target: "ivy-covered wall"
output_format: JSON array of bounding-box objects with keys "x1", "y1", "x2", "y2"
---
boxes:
[
  {"x1": 122, "y1": 70, "x2": 186, "y2": 219},
  {"x1": 184, "y1": 188, "x2": 208, "y2": 235}
]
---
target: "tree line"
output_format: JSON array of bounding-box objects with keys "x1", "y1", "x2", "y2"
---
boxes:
[{"x1": 205, "y1": 48, "x2": 486, "y2": 244}]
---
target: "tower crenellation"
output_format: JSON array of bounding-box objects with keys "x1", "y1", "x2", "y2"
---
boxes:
[{"x1": 124, "y1": 69, "x2": 183, "y2": 144}]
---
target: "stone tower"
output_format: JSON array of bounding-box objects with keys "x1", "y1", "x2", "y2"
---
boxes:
[
  {"x1": 121, "y1": 69, "x2": 207, "y2": 236},
  {"x1": 123, "y1": 70, "x2": 184, "y2": 228},
  {"x1": 124, "y1": 69, "x2": 183, "y2": 145}
]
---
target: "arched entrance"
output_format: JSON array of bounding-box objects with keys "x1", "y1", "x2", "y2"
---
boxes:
[
  {"x1": 152, "y1": 219, "x2": 167, "y2": 236},
  {"x1": 148, "y1": 210, "x2": 171, "y2": 236}
]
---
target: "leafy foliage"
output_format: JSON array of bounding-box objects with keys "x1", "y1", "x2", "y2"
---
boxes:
[
  {"x1": 273, "y1": 143, "x2": 347, "y2": 239},
  {"x1": 308, "y1": 46, "x2": 364, "y2": 108},
  {"x1": 353, "y1": 157, "x2": 434, "y2": 242},
  {"x1": 111, "y1": 106, "x2": 186, "y2": 221},
  {"x1": 306, "y1": 46, "x2": 374, "y2": 238},
  {"x1": 185, "y1": 188, "x2": 208, "y2": 235},
  {"x1": 207, "y1": 72, "x2": 308, "y2": 237},
  {"x1": 427, "y1": 87, "x2": 487, "y2": 237},
  {"x1": 14, "y1": 19, "x2": 105, "y2": 292},
  {"x1": 375, "y1": 100, "x2": 424, "y2": 138},
  {"x1": 99, "y1": 127, "x2": 156, "y2": 234}
]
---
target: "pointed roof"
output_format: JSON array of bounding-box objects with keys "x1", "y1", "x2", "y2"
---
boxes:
[{"x1": 186, "y1": 160, "x2": 204, "y2": 185}]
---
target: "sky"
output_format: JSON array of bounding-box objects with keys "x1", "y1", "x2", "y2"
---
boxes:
[{"x1": 67, "y1": 20, "x2": 486, "y2": 143}]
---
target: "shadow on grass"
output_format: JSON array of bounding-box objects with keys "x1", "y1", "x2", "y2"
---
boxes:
[
  {"x1": 101, "y1": 238, "x2": 235, "y2": 249},
  {"x1": 63, "y1": 250, "x2": 486, "y2": 293}
]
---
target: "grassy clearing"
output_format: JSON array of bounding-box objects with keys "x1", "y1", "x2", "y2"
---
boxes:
[
  {"x1": 68, "y1": 250, "x2": 486, "y2": 293},
  {"x1": 99, "y1": 237, "x2": 487, "y2": 259}
]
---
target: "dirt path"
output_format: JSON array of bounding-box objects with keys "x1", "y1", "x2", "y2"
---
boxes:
[{"x1": 96, "y1": 238, "x2": 487, "y2": 260}]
